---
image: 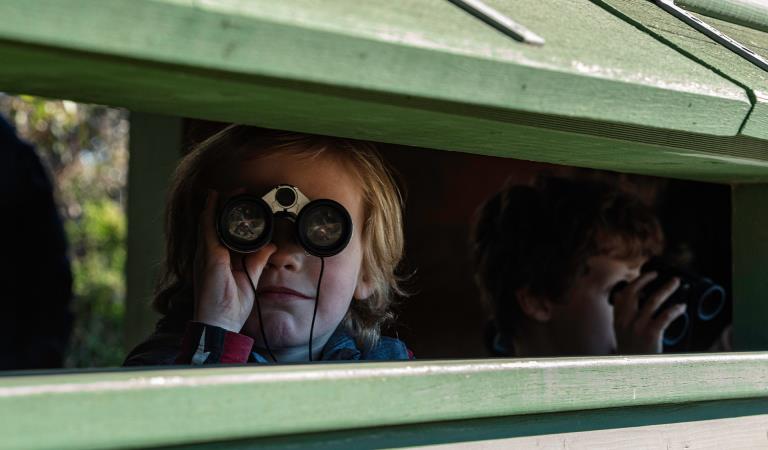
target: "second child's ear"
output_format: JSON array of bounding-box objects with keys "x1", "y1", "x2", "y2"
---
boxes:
[
  {"x1": 353, "y1": 271, "x2": 374, "y2": 301},
  {"x1": 515, "y1": 287, "x2": 553, "y2": 323}
]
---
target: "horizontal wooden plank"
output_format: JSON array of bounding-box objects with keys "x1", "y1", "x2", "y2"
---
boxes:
[
  {"x1": 153, "y1": 398, "x2": 768, "y2": 449},
  {"x1": 0, "y1": 0, "x2": 753, "y2": 135},
  {"x1": 411, "y1": 414, "x2": 768, "y2": 449},
  {"x1": 1, "y1": 353, "x2": 767, "y2": 449},
  {"x1": 679, "y1": 0, "x2": 768, "y2": 33},
  {"x1": 3, "y1": 0, "x2": 768, "y2": 181},
  {"x1": 2, "y1": 38, "x2": 768, "y2": 183},
  {"x1": 598, "y1": 0, "x2": 768, "y2": 140}
]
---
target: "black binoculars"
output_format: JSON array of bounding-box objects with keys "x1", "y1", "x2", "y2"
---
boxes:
[
  {"x1": 611, "y1": 259, "x2": 726, "y2": 348},
  {"x1": 639, "y1": 260, "x2": 726, "y2": 347},
  {"x1": 216, "y1": 185, "x2": 352, "y2": 257}
]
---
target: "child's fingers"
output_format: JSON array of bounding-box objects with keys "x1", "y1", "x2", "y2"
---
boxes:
[
  {"x1": 200, "y1": 190, "x2": 229, "y2": 264},
  {"x1": 648, "y1": 303, "x2": 687, "y2": 337},
  {"x1": 636, "y1": 277, "x2": 681, "y2": 328},
  {"x1": 243, "y1": 243, "x2": 277, "y2": 283},
  {"x1": 612, "y1": 292, "x2": 637, "y2": 331},
  {"x1": 624, "y1": 271, "x2": 659, "y2": 298},
  {"x1": 613, "y1": 272, "x2": 660, "y2": 330}
]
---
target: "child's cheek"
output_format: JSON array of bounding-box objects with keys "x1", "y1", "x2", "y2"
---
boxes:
[{"x1": 322, "y1": 240, "x2": 364, "y2": 296}]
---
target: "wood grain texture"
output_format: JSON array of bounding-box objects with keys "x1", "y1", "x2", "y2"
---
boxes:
[
  {"x1": 679, "y1": 0, "x2": 768, "y2": 33},
  {"x1": 410, "y1": 414, "x2": 768, "y2": 449},
  {"x1": 596, "y1": 0, "x2": 768, "y2": 140},
  {"x1": 150, "y1": 398, "x2": 768, "y2": 449},
  {"x1": 2, "y1": 39, "x2": 767, "y2": 183},
  {"x1": 0, "y1": 353, "x2": 767, "y2": 449},
  {"x1": 0, "y1": 0, "x2": 753, "y2": 134},
  {"x1": 2, "y1": 1, "x2": 767, "y2": 180}
]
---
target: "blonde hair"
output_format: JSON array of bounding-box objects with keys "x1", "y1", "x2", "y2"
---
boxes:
[{"x1": 154, "y1": 125, "x2": 406, "y2": 349}]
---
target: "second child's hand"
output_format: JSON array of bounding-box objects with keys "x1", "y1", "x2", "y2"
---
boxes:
[
  {"x1": 612, "y1": 272, "x2": 685, "y2": 354},
  {"x1": 193, "y1": 190, "x2": 276, "y2": 333}
]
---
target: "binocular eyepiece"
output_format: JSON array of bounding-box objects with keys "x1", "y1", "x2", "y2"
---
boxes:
[
  {"x1": 216, "y1": 185, "x2": 353, "y2": 257},
  {"x1": 610, "y1": 259, "x2": 726, "y2": 348}
]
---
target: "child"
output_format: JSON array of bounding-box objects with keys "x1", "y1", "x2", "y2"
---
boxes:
[
  {"x1": 125, "y1": 125, "x2": 411, "y2": 365},
  {"x1": 471, "y1": 176, "x2": 685, "y2": 357}
]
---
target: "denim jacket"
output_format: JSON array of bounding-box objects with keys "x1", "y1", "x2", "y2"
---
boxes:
[{"x1": 249, "y1": 325, "x2": 411, "y2": 363}]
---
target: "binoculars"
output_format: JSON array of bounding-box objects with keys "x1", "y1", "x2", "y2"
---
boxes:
[
  {"x1": 640, "y1": 260, "x2": 726, "y2": 347},
  {"x1": 611, "y1": 259, "x2": 726, "y2": 349},
  {"x1": 216, "y1": 185, "x2": 352, "y2": 257}
]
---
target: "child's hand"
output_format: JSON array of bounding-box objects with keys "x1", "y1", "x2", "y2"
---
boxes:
[
  {"x1": 193, "y1": 191, "x2": 276, "y2": 333},
  {"x1": 612, "y1": 272, "x2": 685, "y2": 354}
]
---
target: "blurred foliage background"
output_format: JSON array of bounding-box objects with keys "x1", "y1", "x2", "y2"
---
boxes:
[{"x1": 0, "y1": 94, "x2": 129, "y2": 368}]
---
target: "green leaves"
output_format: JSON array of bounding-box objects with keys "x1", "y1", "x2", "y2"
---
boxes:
[{"x1": 1, "y1": 94, "x2": 129, "y2": 368}]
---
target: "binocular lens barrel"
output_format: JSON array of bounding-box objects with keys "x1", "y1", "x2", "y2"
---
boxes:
[
  {"x1": 218, "y1": 195, "x2": 274, "y2": 253},
  {"x1": 217, "y1": 189, "x2": 352, "y2": 257},
  {"x1": 303, "y1": 208, "x2": 343, "y2": 246},
  {"x1": 226, "y1": 203, "x2": 268, "y2": 242},
  {"x1": 297, "y1": 200, "x2": 352, "y2": 257},
  {"x1": 697, "y1": 284, "x2": 726, "y2": 321}
]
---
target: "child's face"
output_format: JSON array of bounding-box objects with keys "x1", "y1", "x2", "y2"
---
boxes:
[
  {"x1": 547, "y1": 253, "x2": 645, "y2": 355},
  {"x1": 226, "y1": 150, "x2": 371, "y2": 349}
]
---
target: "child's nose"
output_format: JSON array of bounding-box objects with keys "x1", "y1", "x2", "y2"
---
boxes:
[{"x1": 266, "y1": 218, "x2": 304, "y2": 270}]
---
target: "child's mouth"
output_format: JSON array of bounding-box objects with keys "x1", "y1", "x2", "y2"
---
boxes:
[{"x1": 257, "y1": 286, "x2": 313, "y2": 300}]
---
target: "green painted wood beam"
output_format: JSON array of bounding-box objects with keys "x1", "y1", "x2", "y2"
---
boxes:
[
  {"x1": 1, "y1": 34, "x2": 768, "y2": 183},
  {"x1": 679, "y1": 0, "x2": 768, "y2": 33},
  {"x1": 0, "y1": 0, "x2": 750, "y2": 135},
  {"x1": 124, "y1": 113, "x2": 181, "y2": 354},
  {"x1": 732, "y1": 184, "x2": 768, "y2": 351},
  {"x1": 0, "y1": 1, "x2": 762, "y2": 174},
  {"x1": 0, "y1": 354, "x2": 767, "y2": 449},
  {"x1": 595, "y1": 0, "x2": 768, "y2": 141},
  {"x1": 152, "y1": 398, "x2": 768, "y2": 449},
  {"x1": 693, "y1": 14, "x2": 768, "y2": 139}
]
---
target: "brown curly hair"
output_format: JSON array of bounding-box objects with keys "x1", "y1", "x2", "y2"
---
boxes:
[{"x1": 471, "y1": 176, "x2": 664, "y2": 339}]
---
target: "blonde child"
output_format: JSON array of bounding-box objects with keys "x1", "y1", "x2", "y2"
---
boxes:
[{"x1": 125, "y1": 125, "x2": 410, "y2": 365}]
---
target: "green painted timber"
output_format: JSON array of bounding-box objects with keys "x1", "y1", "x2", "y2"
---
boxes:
[
  {"x1": 596, "y1": 0, "x2": 768, "y2": 141},
  {"x1": 0, "y1": 353, "x2": 766, "y2": 449},
  {"x1": 2, "y1": 32, "x2": 768, "y2": 183},
  {"x1": 692, "y1": 14, "x2": 768, "y2": 139},
  {"x1": 732, "y1": 184, "x2": 768, "y2": 351},
  {"x1": 679, "y1": 0, "x2": 768, "y2": 33},
  {"x1": 0, "y1": 0, "x2": 750, "y2": 135},
  {"x1": 153, "y1": 399, "x2": 768, "y2": 449},
  {"x1": 124, "y1": 113, "x2": 181, "y2": 354},
  {"x1": 3, "y1": 1, "x2": 768, "y2": 183}
]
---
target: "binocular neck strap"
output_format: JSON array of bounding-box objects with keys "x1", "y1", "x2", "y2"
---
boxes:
[
  {"x1": 308, "y1": 257, "x2": 325, "y2": 362},
  {"x1": 244, "y1": 257, "x2": 278, "y2": 363},
  {"x1": 243, "y1": 256, "x2": 325, "y2": 363}
]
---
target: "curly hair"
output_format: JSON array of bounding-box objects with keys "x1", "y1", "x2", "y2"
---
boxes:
[
  {"x1": 154, "y1": 125, "x2": 406, "y2": 350},
  {"x1": 471, "y1": 176, "x2": 663, "y2": 338}
]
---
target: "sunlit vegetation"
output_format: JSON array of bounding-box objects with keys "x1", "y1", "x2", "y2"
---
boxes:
[{"x1": 0, "y1": 94, "x2": 129, "y2": 367}]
